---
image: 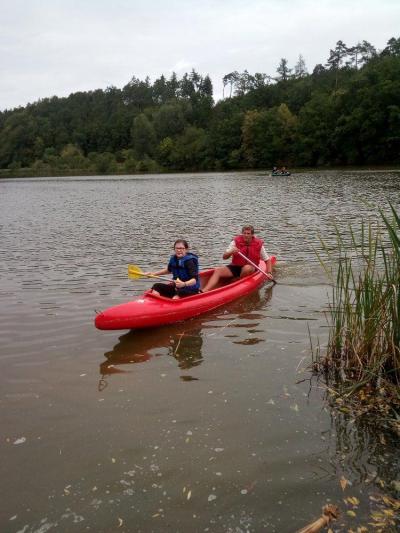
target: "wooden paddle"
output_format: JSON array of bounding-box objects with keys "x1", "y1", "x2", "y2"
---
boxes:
[
  {"x1": 237, "y1": 251, "x2": 276, "y2": 284},
  {"x1": 128, "y1": 264, "x2": 173, "y2": 282}
]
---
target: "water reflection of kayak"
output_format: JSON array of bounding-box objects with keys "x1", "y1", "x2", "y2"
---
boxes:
[
  {"x1": 99, "y1": 322, "x2": 204, "y2": 377},
  {"x1": 95, "y1": 257, "x2": 276, "y2": 331},
  {"x1": 99, "y1": 285, "x2": 274, "y2": 380}
]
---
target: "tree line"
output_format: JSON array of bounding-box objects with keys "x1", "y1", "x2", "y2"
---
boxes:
[{"x1": 0, "y1": 37, "x2": 399, "y2": 176}]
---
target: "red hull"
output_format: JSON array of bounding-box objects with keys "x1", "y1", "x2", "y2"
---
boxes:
[{"x1": 95, "y1": 257, "x2": 276, "y2": 331}]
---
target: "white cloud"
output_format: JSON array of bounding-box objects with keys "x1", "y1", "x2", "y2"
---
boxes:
[{"x1": 0, "y1": 0, "x2": 399, "y2": 110}]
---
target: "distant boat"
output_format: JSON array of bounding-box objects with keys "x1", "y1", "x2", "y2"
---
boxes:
[{"x1": 271, "y1": 170, "x2": 291, "y2": 176}]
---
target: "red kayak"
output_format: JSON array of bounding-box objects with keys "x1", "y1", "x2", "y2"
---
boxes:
[{"x1": 95, "y1": 256, "x2": 276, "y2": 330}]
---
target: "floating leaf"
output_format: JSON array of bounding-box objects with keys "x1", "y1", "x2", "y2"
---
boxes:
[
  {"x1": 391, "y1": 480, "x2": 400, "y2": 491},
  {"x1": 383, "y1": 509, "x2": 395, "y2": 517},
  {"x1": 347, "y1": 496, "x2": 360, "y2": 506},
  {"x1": 347, "y1": 510, "x2": 356, "y2": 517},
  {"x1": 340, "y1": 476, "x2": 349, "y2": 491},
  {"x1": 382, "y1": 495, "x2": 400, "y2": 508}
]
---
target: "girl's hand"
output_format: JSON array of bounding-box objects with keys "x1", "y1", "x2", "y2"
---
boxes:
[{"x1": 175, "y1": 278, "x2": 186, "y2": 288}]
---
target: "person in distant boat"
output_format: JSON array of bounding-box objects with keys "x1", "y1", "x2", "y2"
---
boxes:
[
  {"x1": 145, "y1": 239, "x2": 200, "y2": 299},
  {"x1": 272, "y1": 166, "x2": 278, "y2": 173},
  {"x1": 202, "y1": 225, "x2": 272, "y2": 292}
]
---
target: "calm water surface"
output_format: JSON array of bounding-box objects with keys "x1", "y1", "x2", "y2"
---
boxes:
[{"x1": 1, "y1": 171, "x2": 399, "y2": 532}]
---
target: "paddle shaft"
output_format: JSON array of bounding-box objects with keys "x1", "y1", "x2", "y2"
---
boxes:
[
  {"x1": 145, "y1": 273, "x2": 174, "y2": 282},
  {"x1": 237, "y1": 251, "x2": 276, "y2": 283},
  {"x1": 128, "y1": 266, "x2": 173, "y2": 282}
]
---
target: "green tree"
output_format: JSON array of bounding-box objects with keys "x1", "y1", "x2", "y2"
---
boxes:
[
  {"x1": 326, "y1": 40, "x2": 348, "y2": 90},
  {"x1": 131, "y1": 113, "x2": 156, "y2": 157},
  {"x1": 60, "y1": 143, "x2": 89, "y2": 169},
  {"x1": 167, "y1": 126, "x2": 208, "y2": 170},
  {"x1": 89, "y1": 152, "x2": 117, "y2": 174},
  {"x1": 297, "y1": 93, "x2": 338, "y2": 165},
  {"x1": 166, "y1": 72, "x2": 179, "y2": 99},
  {"x1": 382, "y1": 37, "x2": 400, "y2": 57},
  {"x1": 153, "y1": 75, "x2": 168, "y2": 104},
  {"x1": 122, "y1": 76, "x2": 153, "y2": 109},
  {"x1": 199, "y1": 75, "x2": 213, "y2": 97},
  {"x1": 222, "y1": 71, "x2": 240, "y2": 98},
  {"x1": 294, "y1": 54, "x2": 308, "y2": 78},
  {"x1": 242, "y1": 104, "x2": 297, "y2": 168},
  {"x1": 276, "y1": 58, "x2": 292, "y2": 82},
  {"x1": 180, "y1": 73, "x2": 195, "y2": 98},
  {"x1": 153, "y1": 102, "x2": 187, "y2": 140},
  {"x1": 157, "y1": 136, "x2": 175, "y2": 168}
]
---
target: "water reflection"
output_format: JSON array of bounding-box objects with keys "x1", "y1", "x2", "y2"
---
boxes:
[
  {"x1": 328, "y1": 409, "x2": 400, "y2": 496},
  {"x1": 99, "y1": 321, "x2": 204, "y2": 379},
  {"x1": 99, "y1": 285, "x2": 274, "y2": 387}
]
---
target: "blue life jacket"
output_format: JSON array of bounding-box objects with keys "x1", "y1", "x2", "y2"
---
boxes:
[{"x1": 168, "y1": 253, "x2": 200, "y2": 291}]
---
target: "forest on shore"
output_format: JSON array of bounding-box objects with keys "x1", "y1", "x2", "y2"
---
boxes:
[{"x1": 1, "y1": 37, "x2": 399, "y2": 176}]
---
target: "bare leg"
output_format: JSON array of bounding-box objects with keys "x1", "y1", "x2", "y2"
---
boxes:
[
  {"x1": 202, "y1": 266, "x2": 234, "y2": 292},
  {"x1": 239, "y1": 265, "x2": 255, "y2": 277}
]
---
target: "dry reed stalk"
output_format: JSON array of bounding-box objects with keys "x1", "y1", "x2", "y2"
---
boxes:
[{"x1": 296, "y1": 504, "x2": 339, "y2": 533}]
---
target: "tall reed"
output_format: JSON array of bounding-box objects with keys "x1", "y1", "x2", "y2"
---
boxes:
[{"x1": 316, "y1": 204, "x2": 400, "y2": 398}]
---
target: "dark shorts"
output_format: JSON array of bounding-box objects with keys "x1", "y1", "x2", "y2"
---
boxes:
[
  {"x1": 227, "y1": 264, "x2": 243, "y2": 277},
  {"x1": 152, "y1": 282, "x2": 198, "y2": 298}
]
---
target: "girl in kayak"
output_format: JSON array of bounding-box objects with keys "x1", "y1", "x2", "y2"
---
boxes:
[{"x1": 145, "y1": 240, "x2": 200, "y2": 298}]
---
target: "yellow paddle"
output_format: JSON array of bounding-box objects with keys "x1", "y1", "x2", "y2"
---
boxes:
[{"x1": 128, "y1": 264, "x2": 173, "y2": 282}]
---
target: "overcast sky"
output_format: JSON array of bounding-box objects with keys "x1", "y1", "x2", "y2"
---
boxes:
[{"x1": 1, "y1": 0, "x2": 399, "y2": 111}]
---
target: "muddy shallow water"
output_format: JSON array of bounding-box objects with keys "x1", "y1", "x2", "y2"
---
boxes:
[{"x1": 1, "y1": 171, "x2": 399, "y2": 532}]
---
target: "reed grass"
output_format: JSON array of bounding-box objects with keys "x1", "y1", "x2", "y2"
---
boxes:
[{"x1": 315, "y1": 203, "x2": 400, "y2": 405}]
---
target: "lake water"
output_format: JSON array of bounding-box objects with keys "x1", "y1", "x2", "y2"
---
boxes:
[{"x1": 1, "y1": 171, "x2": 399, "y2": 532}]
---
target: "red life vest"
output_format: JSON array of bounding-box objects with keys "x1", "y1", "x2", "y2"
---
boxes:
[{"x1": 231, "y1": 235, "x2": 263, "y2": 266}]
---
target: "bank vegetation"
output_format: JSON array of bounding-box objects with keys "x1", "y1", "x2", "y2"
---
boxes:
[
  {"x1": 314, "y1": 204, "x2": 400, "y2": 433},
  {"x1": 1, "y1": 37, "x2": 400, "y2": 176}
]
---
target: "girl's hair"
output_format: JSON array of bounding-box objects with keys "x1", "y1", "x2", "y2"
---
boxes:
[{"x1": 173, "y1": 239, "x2": 189, "y2": 249}]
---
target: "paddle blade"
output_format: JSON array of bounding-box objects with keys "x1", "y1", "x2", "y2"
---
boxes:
[
  {"x1": 127, "y1": 264, "x2": 171, "y2": 281},
  {"x1": 128, "y1": 264, "x2": 144, "y2": 279}
]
